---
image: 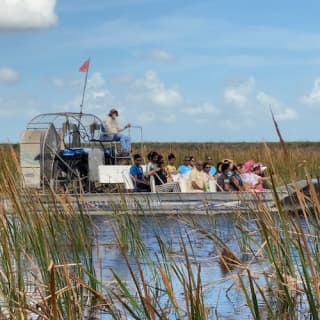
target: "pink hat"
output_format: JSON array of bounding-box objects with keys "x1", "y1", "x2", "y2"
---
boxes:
[{"x1": 243, "y1": 160, "x2": 255, "y2": 173}]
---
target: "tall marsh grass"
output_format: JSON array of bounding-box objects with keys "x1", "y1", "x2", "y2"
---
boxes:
[
  {"x1": 0, "y1": 136, "x2": 320, "y2": 319},
  {"x1": 0, "y1": 146, "x2": 100, "y2": 319},
  {"x1": 107, "y1": 136, "x2": 320, "y2": 318}
]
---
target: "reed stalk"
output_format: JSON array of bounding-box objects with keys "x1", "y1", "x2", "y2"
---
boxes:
[
  {"x1": 1, "y1": 132, "x2": 320, "y2": 319},
  {"x1": 0, "y1": 146, "x2": 99, "y2": 319}
]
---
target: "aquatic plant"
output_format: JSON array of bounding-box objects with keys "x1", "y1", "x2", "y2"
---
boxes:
[
  {"x1": 1, "y1": 129, "x2": 320, "y2": 319},
  {"x1": 234, "y1": 113, "x2": 320, "y2": 319},
  {"x1": 0, "y1": 146, "x2": 99, "y2": 319},
  {"x1": 105, "y1": 233, "x2": 209, "y2": 320}
]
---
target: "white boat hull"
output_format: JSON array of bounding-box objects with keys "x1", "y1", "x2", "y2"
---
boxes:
[{"x1": 40, "y1": 190, "x2": 283, "y2": 215}]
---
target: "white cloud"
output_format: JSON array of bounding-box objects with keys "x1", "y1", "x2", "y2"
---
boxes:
[
  {"x1": 110, "y1": 73, "x2": 134, "y2": 85},
  {"x1": 51, "y1": 78, "x2": 66, "y2": 88},
  {"x1": 0, "y1": 95, "x2": 39, "y2": 117},
  {"x1": 0, "y1": 67, "x2": 19, "y2": 83},
  {"x1": 152, "y1": 88, "x2": 181, "y2": 106},
  {"x1": 275, "y1": 108, "x2": 298, "y2": 121},
  {"x1": 224, "y1": 77, "x2": 255, "y2": 109},
  {"x1": 256, "y1": 91, "x2": 297, "y2": 121},
  {"x1": 52, "y1": 72, "x2": 106, "y2": 90},
  {"x1": 300, "y1": 78, "x2": 320, "y2": 105},
  {"x1": 134, "y1": 70, "x2": 183, "y2": 107},
  {"x1": 57, "y1": 71, "x2": 181, "y2": 126},
  {"x1": 219, "y1": 118, "x2": 256, "y2": 131},
  {"x1": 138, "y1": 112, "x2": 155, "y2": 124},
  {"x1": 0, "y1": 0, "x2": 57, "y2": 31},
  {"x1": 51, "y1": 78, "x2": 81, "y2": 88},
  {"x1": 87, "y1": 72, "x2": 106, "y2": 89},
  {"x1": 185, "y1": 102, "x2": 220, "y2": 115},
  {"x1": 60, "y1": 72, "x2": 115, "y2": 116},
  {"x1": 146, "y1": 49, "x2": 176, "y2": 62},
  {"x1": 51, "y1": 71, "x2": 104, "y2": 90}
]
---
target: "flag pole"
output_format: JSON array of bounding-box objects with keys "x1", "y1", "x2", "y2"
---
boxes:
[{"x1": 79, "y1": 58, "x2": 90, "y2": 116}]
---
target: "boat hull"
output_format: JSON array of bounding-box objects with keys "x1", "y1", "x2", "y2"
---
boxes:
[{"x1": 40, "y1": 191, "x2": 283, "y2": 215}]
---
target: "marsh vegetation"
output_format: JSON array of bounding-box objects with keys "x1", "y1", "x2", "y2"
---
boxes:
[{"x1": 0, "y1": 139, "x2": 320, "y2": 319}]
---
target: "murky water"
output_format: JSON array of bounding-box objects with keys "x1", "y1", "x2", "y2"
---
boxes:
[{"x1": 89, "y1": 213, "x2": 260, "y2": 319}]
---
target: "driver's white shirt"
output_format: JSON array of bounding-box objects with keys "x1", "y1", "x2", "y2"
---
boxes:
[{"x1": 105, "y1": 116, "x2": 120, "y2": 134}]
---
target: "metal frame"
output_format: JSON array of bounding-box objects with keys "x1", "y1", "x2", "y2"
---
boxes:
[{"x1": 21, "y1": 112, "x2": 143, "y2": 193}]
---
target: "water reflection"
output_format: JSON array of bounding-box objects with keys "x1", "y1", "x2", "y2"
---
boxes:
[{"x1": 90, "y1": 213, "x2": 255, "y2": 319}]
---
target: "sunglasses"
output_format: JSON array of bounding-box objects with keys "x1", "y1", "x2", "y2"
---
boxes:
[{"x1": 205, "y1": 166, "x2": 211, "y2": 168}]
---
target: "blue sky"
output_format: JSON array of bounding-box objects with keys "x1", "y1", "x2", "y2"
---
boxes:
[{"x1": 1, "y1": 0, "x2": 320, "y2": 143}]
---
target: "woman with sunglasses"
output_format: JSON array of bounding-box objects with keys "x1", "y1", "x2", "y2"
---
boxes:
[
  {"x1": 205, "y1": 156, "x2": 217, "y2": 176},
  {"x1": 203, "y1": 161, "x2": 217, "y2": 192}
]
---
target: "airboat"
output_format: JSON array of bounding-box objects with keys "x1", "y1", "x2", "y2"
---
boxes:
[{"x1": 19, "y1": 112, "x2": 295, "y2": 215}]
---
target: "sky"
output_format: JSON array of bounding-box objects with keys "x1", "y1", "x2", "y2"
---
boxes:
[{"x1": 1, "y1": 0, "x2": 320, "y2": 143}]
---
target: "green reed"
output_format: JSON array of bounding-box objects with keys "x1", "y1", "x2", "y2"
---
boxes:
[
  {"x1": 105, "y1": 232, "x2": 208, "y2": 320},
  {"x1": 104, "y1": 187, "x2": 320, "y2": 319},
  {"x1": 1, "y1": 135, "x2": 320, "y2": 319},
  {"x1": 233, "y1": 116, "x2": 320, "y2": 319},
  {"x1": 0, "y1": 146, "x2": 99, "y2": 319}
]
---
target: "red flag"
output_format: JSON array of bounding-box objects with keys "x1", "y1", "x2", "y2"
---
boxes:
[{"x1": 79, "y1": 59, "x2": 90, "y2": 72}]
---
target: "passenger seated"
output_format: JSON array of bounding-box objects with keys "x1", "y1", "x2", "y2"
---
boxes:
[
  {"x1": 166, "y1": 153, "x2": 178, "y2": 181},
  {"x1": 205, "y1": 156, "x2": 217, "y2": 176},
  {"x1": 252, "y1": 163, "x2": 270, "y2": 190},
  {"x1": 154, "y1": 160, "x2": 181, "y2": 192},
  {"x1": 130, "y1": 154, "x2": 150, "y2": 192},
  {"x1": 239, "y1": 160, "x2": 267, "y2": 192},
  {"x1": 217, "y1": 163, "x2": 236, "y2": 191},
  {"x1": 216, "y1": 161, "x2": 224, "y2": 177},
  {"x1": 189, "y1": 156, "x2": 196, "y2": 169},
  {"x1": 230, "y1": 164, "x2": 245, "y2": 191},
  {"x1": 178, "y1": 156, "x2": 192, "y2": 176},
  {"x1": 203, "y1": 161, "x2": 217, "y2": 192},
  {"x1": 146, "y1": 151, "x2": 160, "y2": 175},
  {"x1": 154, "y1": 161, "x2": 168, "y2": 185},
  {"x1": 189, "y1": 160, "x2": 205, "y2": 192}
]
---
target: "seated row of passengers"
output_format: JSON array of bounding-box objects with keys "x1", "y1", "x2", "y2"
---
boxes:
[
  {"x1": 130, "y1": 151, "x2": 269, "y2": 192},
  {"x1": 176, "y1": 156, "x2": 269, "y2": 192},
  {"x1": 130, "y1": 152, "x2": 180, "y2": 192},
  {"x1": 215, "y1": 159, "x2": 269, "y2": 192}
]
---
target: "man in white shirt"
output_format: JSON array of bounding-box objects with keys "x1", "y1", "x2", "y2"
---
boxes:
[
  {"x1": 189, "y1": 160, "x2": 205, "y2": 192},
  {"x1": 104, "y1": 108, "x2": 131, "y2": 153}
]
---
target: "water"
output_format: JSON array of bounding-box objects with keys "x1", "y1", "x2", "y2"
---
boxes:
[{"x1": 89, "y1": 213, "x2": 258, "y2": 319}]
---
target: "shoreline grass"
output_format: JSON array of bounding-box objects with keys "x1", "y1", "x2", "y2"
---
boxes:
[{"x1": 0, "y1": 133, "x2": 320, "y2": 318}]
